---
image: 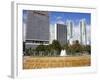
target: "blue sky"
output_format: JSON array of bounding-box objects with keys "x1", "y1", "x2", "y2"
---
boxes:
[
  {"x1": 49, "y1": 11, "x2": 91, "y2": 26},
  {"x1": 23, "y1": 10, "x2": 91, "y2": 26},
  {"x1": 23, "y1": 10, "x2": 28, "y2": 23}
]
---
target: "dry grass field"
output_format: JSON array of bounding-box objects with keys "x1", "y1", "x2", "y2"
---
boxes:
[{"x1": 23, "y1": 55, "x2": 91, "y2": 69}]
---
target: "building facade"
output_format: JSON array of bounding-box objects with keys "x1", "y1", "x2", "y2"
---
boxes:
[
  {"x1": 80, "y1": 19, "x2": 87, "y2": 45},
  {"x1": 55, "y1": 24, "x2": 67, "y2": 46},
  {"x1": 25, "y1": 10, "x2": 50, "y2": 48},
  {"x1": 50, "y1": 24, "x2": 55, "y2": 44},
  {"x1": 66, "y1": 20, "x2": 74, "y2": 45}
]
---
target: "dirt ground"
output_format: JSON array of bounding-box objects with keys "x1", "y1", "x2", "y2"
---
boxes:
[{"x1": 23, "y1": 55, "x2": 91, "y2": 69}]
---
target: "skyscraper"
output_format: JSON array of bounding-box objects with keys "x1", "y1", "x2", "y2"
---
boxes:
[
  {"x1": 50, "y1": 24, "x2": 55, "y2": 44},
  {"x1": 25, "y1": 10, "x2": 50, "y2": 48},
  {"x1": 66, "y1": 20, "x2": 73, "y2": 45},
  {"x1": 55, "y1": 24, "x2": 67, "y2": 46},
  {"x1": 80, "y1": 19, "x2": 87, "y2": 45}
]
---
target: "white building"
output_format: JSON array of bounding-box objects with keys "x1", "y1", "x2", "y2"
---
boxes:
[
  {"x1": 50, "y1": 24, "x2": 55, "y2": 44},
  {"x1": 49, "y1": 19, "x2": 89, "y2": 46},
  {"x1": 79, "y1": 19, "x2": 87, "y2": 45},
  {"x1": 66, "y1": 20, "x2": 74, "y2": 45}
]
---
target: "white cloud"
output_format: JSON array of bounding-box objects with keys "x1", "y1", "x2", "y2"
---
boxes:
[
  {"x1": 56, "y1": 20, "x2": 65, "y2": 24},
  {"x1": 56, "y1": 16, "x2": 62, "y2": 20},
  {"x1": 56, "y1": 16, "x2": 65, "y2": 24}
]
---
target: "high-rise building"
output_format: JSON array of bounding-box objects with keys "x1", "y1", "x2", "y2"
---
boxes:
[
  {"x1": 79, "y1": 19, "x2": 87, "y2": 45},
  {"x1": 55, "y1": 24, "x2": 67, "y2": 46},
  {"x1": 66, "y1": 20, "x2": 73, "y2": 45},
  {"x1": 25, "y1": 10, "x2": 50, "y2": 48},
  {"x1": 50, "y1": 24, "x2": 55, "y2": 44}
]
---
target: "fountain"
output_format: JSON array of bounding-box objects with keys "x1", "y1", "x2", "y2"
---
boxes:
[{"x1": 60, "y1": 49, "x2": 67, "y2": 56}]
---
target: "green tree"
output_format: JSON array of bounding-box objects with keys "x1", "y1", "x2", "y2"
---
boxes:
[
  {"x1": 51, "y1": 40, "x2": 62, "y2": 56},
  {"x1": 68, "y1": 40, "x2": 82, "y2": 55},
  {"x1": 25, "y1": 48, "x2": 33, "y2": 56},
  {"x1": 35, "y1": 44, "x2": 46, "y2": 56},
  {"x1": 82, "y1": 45, "x2": 91, "y2": 54}
]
